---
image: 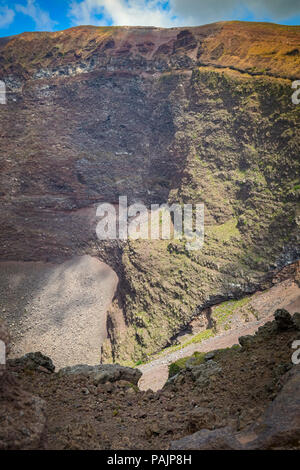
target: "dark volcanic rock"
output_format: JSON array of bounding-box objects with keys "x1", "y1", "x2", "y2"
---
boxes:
[
  {"x1": 0, "y1": 381, "x2": 47, "y2": 450},
  {"x1": 238, "y1": 334, "x2": 255, "y2": 349},
  {"x1": 293, "y1": 312, "x2": 300, "y2": 330},
  {"x1": 170, "y1": 364, "x2": 300, "y2": 450},
  {"x1": 187, "y1": 407, "x2": 217, "y2": 432},
  {"x1": 246, "y1": 365, "x2": 300, "y2": 449},
  {"x1": 0, "y1": 329, "x2": 47, "y2": 450},
  {"x1": 274, "y1": 309, "x2": 294, "y2": 331},
  {"x1": 170, "y1": 427, "x2": 242, "y2": 450},
  {"x1": 58, "y1": 363, "x2": 142, "y2": 385},
  {"x1": 8, "y1": 351, "x2": 55, "y2": 373},
  {"x1": 190, "y1": 360, "x2": 222, "y2": 388}
]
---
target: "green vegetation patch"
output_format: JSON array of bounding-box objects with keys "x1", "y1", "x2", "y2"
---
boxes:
[
  {"x1": 213, "y1": 296, "x2": 252, "y2": 326},
  {"x1": 206, "y1": 218, "x2": 240, "y2": 242},
  {"x1": 168, "y1": 344, "x2": 241, "y2": 378},
  {"x1": 168, "y1": 351, "x2": 206, "y2": 378}
]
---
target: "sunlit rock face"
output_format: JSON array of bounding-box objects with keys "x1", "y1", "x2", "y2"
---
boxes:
[{"x1": 0, "y1": 23, "x2": 299, "y2": 363}]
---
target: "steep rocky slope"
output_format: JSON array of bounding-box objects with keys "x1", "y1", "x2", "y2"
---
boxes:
[{"x1": 0, "y1": 22, "x2": 299, "y2": 364}]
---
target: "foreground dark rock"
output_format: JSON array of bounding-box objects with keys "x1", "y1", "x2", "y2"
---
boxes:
[
  {"x1": 245, "y1": 364, "x2": 300, "y2": 449},
  {"x1": 1, "y1": 310, "x2": 299, "y2": 449},
  {"x1": 0, "y1": 324, "x2": 47, "y2": 450},
  {"x1": 170, "y1": 362, "x2": 300, "y2": 450},
  {"x1": 170, "y1": 427, "x2": 243, "y2": 450},
  {"x1": 170, "y1": 366, "x2": 300, "y2": 450},
  {"x1": 0, "y1": 380, "x2": 47, "y2": 450},
  {"x1": 168, "y1": 312, "x2": 300, "y2": 449}
]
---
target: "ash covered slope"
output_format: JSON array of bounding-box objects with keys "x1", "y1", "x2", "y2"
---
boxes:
[{"x1": 0, "y1": 22, "x2": 299, "y2": 363}]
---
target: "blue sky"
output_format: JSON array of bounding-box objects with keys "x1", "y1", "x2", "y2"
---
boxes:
[{"x1": 0, "y1": 0, "x2": 299, "y2": 38}]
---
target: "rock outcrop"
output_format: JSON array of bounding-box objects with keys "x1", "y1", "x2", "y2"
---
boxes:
[
  {"x1": 8, "y1": 351, "x2": 55, "y2": 373},
  {"x1": 274, "y1": 308, "x2": 295, "y2": 330},
  {"x1": 170, "y1": 427, "x2": 243, "y2": 450},
  {"x1": 190, "y1": 360, "x2": 222, "y2": 388},
  {"x1": 58, "y1": 363, "x2": 142, "y2": 385}
]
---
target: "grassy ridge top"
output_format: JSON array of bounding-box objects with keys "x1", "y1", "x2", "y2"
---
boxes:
[{"x1": 0, "y1": 21, "x2": 299, "y2": 79}]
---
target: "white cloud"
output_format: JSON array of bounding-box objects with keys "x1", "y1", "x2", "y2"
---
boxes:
[
  {"x1": 245, "y1": 0, "x2": 300, "y2": 20},
  {"x1": 0, "y1": 6, "x2": 15, "y2": 29},
  {"x1": 169, "y1": 0, "x2": 242, "y2": 26},
  {"x1": 69, "y1": 0, "x2": 175, "y2": 27},
  {"x1": 69, "y1": 0, "x2": 300, "y2": 27},
  {"x1": 170, "y1": 0, "x2": 300, "y2": 25},
  {"x1": 16, "y1": 0, "x2": 57, "y2": 30}
]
